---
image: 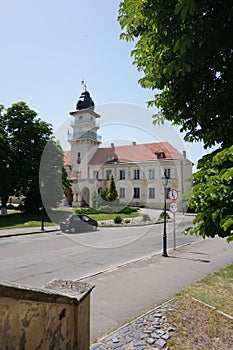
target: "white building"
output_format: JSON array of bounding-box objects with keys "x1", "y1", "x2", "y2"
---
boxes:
[{"x1": 65, "y1": 87, "x2": 193, "y2": 211}]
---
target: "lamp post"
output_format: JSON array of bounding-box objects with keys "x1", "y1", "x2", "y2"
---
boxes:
[
  {"x1": 41, "y1": 181, "x2": 45, "y2": 231},
  {"x1": 162, "y1": 173, "x2": 169, "y2": 257}
]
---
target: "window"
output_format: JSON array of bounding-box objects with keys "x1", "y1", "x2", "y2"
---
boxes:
[
  {"x1": 93, "y1": 171, "x2": 99, "y2": 179},
  {"x1": 134, "y1": 169, "x2": 140, "y2": 180},
  {"x1": 149, "y1": 188, "x2": 155, "y2": 199},
  {"x1": 77, "y1": 152, "x2": 81, "y2": 164},
  {"x1": 164, "y1": 168, "x2": 171, "y2": 179},
  {"x1": 119, "y1": 187, "x2": 125, "y2": 198},
  {"x1": 148, "y1": 168, "x2": 155, "y2": 179},
  {"x1": 79, "y1": 115, "x2": 83, "y2": 120},
  {"x1": 106, "y1": 170, "x2": 112, "y2": 180},
  {"x1": 157, "y1": 152, "x2": 165, "y2": 159},
  {"x1": 133, "y1": 187, "x2": 140, "y2": 198},
  {"x1": 119, "y1": 169, "x2": 126, "y2": 180}
]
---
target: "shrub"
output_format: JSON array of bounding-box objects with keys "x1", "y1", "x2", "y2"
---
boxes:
[
  {"x1": 142, "y1": 214, "x2": 151, "y2": 222},
  {"x1": 7, "y1": 204, "x2": 15, "y2": 210},
  {"x1": 159, "y1": 211, "x2": 170, "y2": 220},
  {"x1": 17, "y1": 203, "x2": 25, "y2": 212},
  {"x1": 119, "y1": 206, "x2": 138, "y2": 214},
  {"x1": 124, "y1": 219, "x2": 131, "y2": 224},
  {"x1": 114, "y1": 215, "x2": 123, "y2": 224},
  {"x1": 75, "y1": 208, "x2": 100, "y2": 214}
]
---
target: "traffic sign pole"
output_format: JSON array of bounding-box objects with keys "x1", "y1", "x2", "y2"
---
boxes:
[
  {"x1": 173, "y1": 213, "x2": 176, "y2": 250},
  {"x1": 168, "y1": 189, "x2": 178, "y2": 250},
  {"x1": 169, "y1": 199, "x2": 178, "y2": 250}
]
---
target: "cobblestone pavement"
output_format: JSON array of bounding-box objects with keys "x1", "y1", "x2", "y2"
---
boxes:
[{"x1": 90, "y1": 302, "x2": 175, "y2": 350}]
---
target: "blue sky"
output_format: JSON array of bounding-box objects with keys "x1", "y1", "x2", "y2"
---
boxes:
[{"x1": 1, "y1": 0, "x2": 213, "y2": 170}]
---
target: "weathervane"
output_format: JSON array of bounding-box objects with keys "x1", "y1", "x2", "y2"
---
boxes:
[{"x1": 81, "y1": 79, "x2": 87, "y2": 92}]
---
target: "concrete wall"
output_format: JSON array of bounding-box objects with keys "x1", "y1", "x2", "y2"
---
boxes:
[{"x1": 0, "y1": 279, "x2": 94, "y2": 350}]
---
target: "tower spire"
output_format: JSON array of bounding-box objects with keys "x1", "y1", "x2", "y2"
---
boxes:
[{"x1": 81, "y1": 79, "x2": 87, "y2": 92}]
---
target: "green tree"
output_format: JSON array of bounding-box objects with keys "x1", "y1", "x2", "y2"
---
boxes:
[
  {"x1": 184, "y1": 146, "x2": 233, "y2": 242},
  {"x1": 0, "y1": 105, "x2": 13, "y2": 215},
  {"x1": 118, "y1": 0, "x2": 233, "y2": 240},
  {"x1": 106, "y1": 174, "x2": 118, "y2": 202},
  {"x1": 39, "y1": 139, "x2": 66, "y2": 211},
  {"x1": 118, "y1": 0, "x2": 233, "y2": 148},
  {"x1": 0, "y1": 102, "x2": 65, "y2": 214}
]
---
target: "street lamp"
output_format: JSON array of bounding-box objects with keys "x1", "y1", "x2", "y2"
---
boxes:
[
  {"x1": 41, "y1": 181, "x2": 45, "y2": 231},
  {"x1": 161, "y1": 173, "x2": 169, "y2": 257}
]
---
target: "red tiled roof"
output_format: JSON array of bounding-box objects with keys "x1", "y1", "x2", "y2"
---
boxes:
[
  {"x1": 89, "y1": 142, "x2": 184, "y2": 164},
  {"x1": 143, "y1": 142, "x2": 183, "y2": 159},
  {"x1": 64, "y1": 151, "x2": 71, "y2": 166},
  {"x1": 64, "y1": 142, "x2": 184, "y2": 166}
]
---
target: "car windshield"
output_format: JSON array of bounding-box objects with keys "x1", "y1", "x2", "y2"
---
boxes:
[{"x1": 81, "y1": 215, "x2": 90, "y2": 222}]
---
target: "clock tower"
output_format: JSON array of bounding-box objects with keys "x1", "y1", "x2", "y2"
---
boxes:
[{"x1": 68, "y1": 83, "x2": 101, "y2": 180}]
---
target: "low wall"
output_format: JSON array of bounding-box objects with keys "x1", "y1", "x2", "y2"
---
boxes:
[{"x1": 0, "y1": 279, "x2": 94, "y2": 350}]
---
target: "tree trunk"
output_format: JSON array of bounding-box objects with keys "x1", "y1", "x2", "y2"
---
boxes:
[{"x1": 1, "y1": 195, "x2": 9, "y2": 216}]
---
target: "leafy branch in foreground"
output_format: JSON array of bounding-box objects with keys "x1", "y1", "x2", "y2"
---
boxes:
[{"x1": 184, "y1": 146, "x2": 233, "y2": 242}]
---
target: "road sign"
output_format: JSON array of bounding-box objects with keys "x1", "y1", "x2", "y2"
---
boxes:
[
  {"x1": 168, "y1": 188, "x2": 178, "y2": 200},
  {"x1": 169, "y1": 201, "x2": 178, "y2": 213}
]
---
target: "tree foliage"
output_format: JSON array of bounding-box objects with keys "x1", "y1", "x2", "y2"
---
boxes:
[
  {"x1": 184, "y1": 146, "x2": 233, "y2": 242},
  {"x1": 0, "y1": 102, "x2": 67, "y2": 214},
  {"x1": 118, "y1": 0, "x2": 233, "y2": 241},
  {"x1": 118, "y1": 0, "x2": 233, "y2": 149},
  {"x1": 106, "y1": 174, "x2": 118, "y2": 202},
  {"x1": 39, "y1": 140, "x2": 68, "y2": 210}
]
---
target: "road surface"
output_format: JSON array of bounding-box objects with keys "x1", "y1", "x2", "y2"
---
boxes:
[{"x1": 0, "y1": 216, "x2": 201, "y2": 287}]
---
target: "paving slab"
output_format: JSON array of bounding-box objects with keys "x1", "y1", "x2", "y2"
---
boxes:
[{"x1": 80, "y1": 237, "x2": 233, "y2": 343}]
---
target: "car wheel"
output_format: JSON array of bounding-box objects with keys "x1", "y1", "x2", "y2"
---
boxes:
[
  {"x1": 70, "y1": 227, "x2": 76, "y2": 233},
  {"x1": 93, "y1": 225, "x2": 97, "y2": 231},
  {"x1": 61, "y1": 229, "x2": 66, "y2": 233}
]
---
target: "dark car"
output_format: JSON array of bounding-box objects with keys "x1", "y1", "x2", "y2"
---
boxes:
[{"x1": 60, "y1": 214, "x2": 98, "y2": 233}]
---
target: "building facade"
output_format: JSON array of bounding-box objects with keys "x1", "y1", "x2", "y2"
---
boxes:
[{"x1": 65, "y1": 87, "x2": 193, "y2": 211}]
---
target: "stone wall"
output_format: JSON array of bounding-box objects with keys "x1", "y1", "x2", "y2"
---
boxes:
[{"x1": 0, "y1": 279, "x2": 94, "y2": 350}]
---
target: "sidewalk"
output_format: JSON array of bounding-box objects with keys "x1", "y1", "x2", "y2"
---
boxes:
[{"x1": 80, "y1": 237, "x2": 233, "y2": 346}]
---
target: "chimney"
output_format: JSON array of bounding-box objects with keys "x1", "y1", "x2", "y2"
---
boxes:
[
  {"x1": 132, "y1": 141, "x2": 136, "y2": 145},
  {"x1": 111, "y1": 143, "x2": 114, "y2": 148},
  {"x1": 183, "y1": 150, "x2": 186, "y2": 159}
]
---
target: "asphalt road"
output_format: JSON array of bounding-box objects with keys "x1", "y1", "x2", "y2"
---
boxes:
[{"x1": 0, "y1": 216, "x2": 201, "y2": 288}]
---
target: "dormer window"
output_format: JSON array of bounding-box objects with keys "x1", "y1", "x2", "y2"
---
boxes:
[{"x1": 156, "y1": 152, "x2": 165, "y2": 159}]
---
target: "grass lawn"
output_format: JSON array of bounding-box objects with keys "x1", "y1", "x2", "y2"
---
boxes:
[
  {"x1": 0, "y1": 209, "x2": 140, "y2": 230},
  {"x1": 166, "y1": 263, "x2": 233, "y2": 349},
  {"x1": 0, "y1": 212, "x2": 54, "y2": 230}
]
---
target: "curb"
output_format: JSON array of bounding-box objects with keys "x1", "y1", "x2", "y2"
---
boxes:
[
  {"x1": 0, "y1": 228, "x2": 59, "y2": 239},
  {"x1": 77, "y1": 240, "x2": 199, "y2": 283}
]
